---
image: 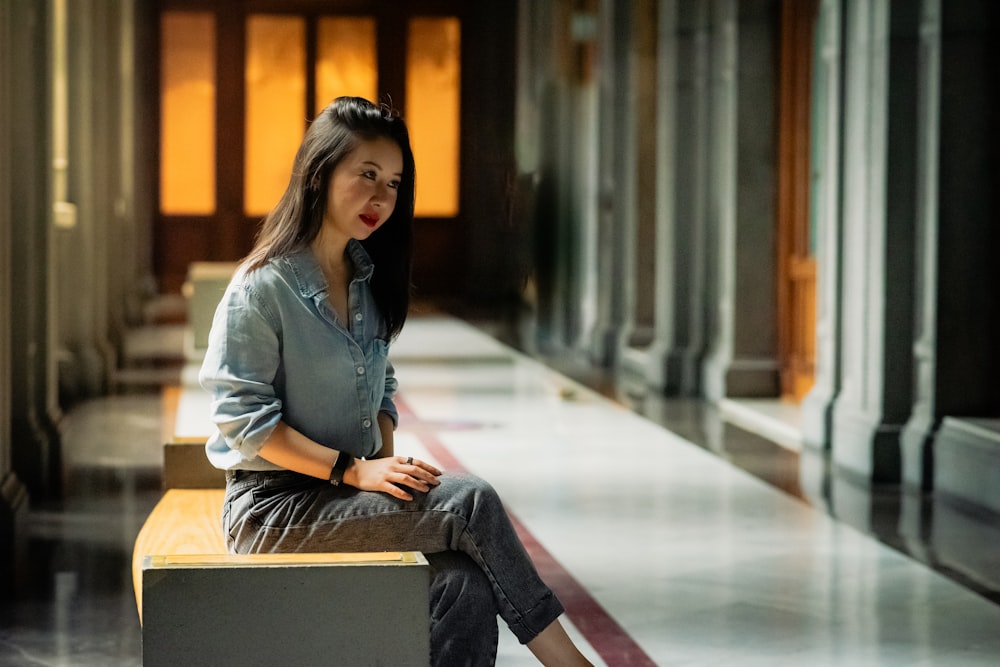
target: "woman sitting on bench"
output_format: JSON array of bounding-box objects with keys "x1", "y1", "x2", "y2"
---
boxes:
[{"x1": 199, "y1": 96, "x2": 592, "y2": 667}]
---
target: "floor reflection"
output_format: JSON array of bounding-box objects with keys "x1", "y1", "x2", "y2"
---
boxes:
[{"x1": 548, "y1": 357, "x2": 1000, "y2": 607}]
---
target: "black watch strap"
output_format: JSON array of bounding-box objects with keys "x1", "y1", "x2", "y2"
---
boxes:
[{"x1": 328, "y1": 452, "x2": 354, "y2": 486}]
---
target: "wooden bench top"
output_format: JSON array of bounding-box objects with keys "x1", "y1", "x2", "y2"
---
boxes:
[
  {"x1": 133, "y1": 489, "x2": 416, "y2": 621},
  {"x1": 132, "y1": 489, "x2": 226, "y2": 618}
]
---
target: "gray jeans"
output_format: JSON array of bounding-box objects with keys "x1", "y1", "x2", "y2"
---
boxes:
[{"x1": 224, "y1": 470, "x2": 564, "y2": 665}]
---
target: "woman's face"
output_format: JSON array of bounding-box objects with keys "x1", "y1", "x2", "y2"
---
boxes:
[{"x1": 322, "y1": 136, "x2": 403, "y2": 244}]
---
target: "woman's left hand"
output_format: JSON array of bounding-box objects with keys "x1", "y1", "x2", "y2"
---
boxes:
[{"x1": 343, "y1": 455, "x2": 442, "y2": 501}]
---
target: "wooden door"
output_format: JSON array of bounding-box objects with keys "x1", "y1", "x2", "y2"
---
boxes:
[
  {"x1": 776, "y1": 0, "x2": 818, "y2": 402},
  {"x1": 154, "y1": 1, "x2": 465, "y2": 295}
]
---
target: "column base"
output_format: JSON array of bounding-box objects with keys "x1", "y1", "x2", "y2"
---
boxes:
[
  {"x1": 935, "y1": 418, "x2": 1000, "y2": 516},
  {"x1": 831, "y1": 403, "x2": 902, "y2": 484},
  {"x1": 801, "y1": 383, "x2": 836, "y2": 450},
  {"x1": 900, "y1": 410, "x2": 937, "y2": 491},
  {"x1": 0, "y1": 471, "x2": 29, "y2": 598}
]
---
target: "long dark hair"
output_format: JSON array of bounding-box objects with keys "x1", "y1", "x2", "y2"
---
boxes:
[{"x1": 244, "y1": 96, "x2": 415, "y2": 339}]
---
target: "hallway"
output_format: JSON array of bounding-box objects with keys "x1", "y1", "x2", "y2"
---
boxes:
[{"x1": 1, "y1": 314, "x2": 998, "y2": 666}]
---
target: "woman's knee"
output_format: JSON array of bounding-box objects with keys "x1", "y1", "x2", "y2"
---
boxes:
[{"x1": 437, "y1": 473, "x2": 503, "y2": 515}]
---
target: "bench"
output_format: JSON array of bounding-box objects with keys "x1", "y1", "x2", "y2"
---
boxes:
[
  {"x1": 134, "y1": 385, "x2": 430, "y2": 666},
  {"x1": 159, "y1": 385, "x2": 226, "y2": 489},
  {"x1": 132, "y1": 488, "x2": 430, "y2": 666}
]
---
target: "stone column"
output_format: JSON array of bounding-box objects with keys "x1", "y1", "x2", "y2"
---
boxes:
[
  {"x1": 801, "y1": 0, "x2": 845, "y2": 449},
  {"x1": 623, "y1": 0, "x2": 683, "y2": 392},
  {"x1": 702, "y1": 0, "x2": 781, "y2": 402},
  {"x1": 0, "y1": 0, "x2": 31, "y2": 595},
  {"x1": 830, "y1": 0, "x2": 917, "y2": 483},
  {"x1": 902, "y1": 0, "x2": 1000, "y2": 494},
  {"x1": 899, "y1": 0, "x2": 941, "y2": 490},
  {"x1": 589, "y1": 0, "x2": 633, "y2": 365},
  {"x1": 54, "y1": 0, "x2": 118, "y2": 399},
  {"x1": 671, "y1": 0, "x2": 712, "y2": 395},
  {"x1": 9, "y1": 0, "x2": 61, "y2": 501}
]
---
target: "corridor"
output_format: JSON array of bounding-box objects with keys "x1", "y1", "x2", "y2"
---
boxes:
[{"x1": 1, "y1": 314, "x2": 999, "y2": 666}]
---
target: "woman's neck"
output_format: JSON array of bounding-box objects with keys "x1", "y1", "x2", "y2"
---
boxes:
[{"x1": 311, "y1": 230, "x2": 350, "y2": 278}]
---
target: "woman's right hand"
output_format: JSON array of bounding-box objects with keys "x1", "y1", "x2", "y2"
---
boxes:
[{"x1": 343, "y1": 455, "x2": 443, "y2": 501}]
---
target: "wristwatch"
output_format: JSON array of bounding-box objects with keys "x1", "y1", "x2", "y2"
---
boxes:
[{"x1": 328, "y1": 452, "x2": 354, "y2": 486}]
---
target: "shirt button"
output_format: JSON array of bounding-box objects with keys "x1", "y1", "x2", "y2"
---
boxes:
[
  {"x1": 354, "y1": 312, "x2": 363, "y2": 321},
  {"x1": 362, "y1": 418, "x2": 372, "y2": 428},
  {"x1": 356, "y1": 366, "x2": 365, "y2": 375}
]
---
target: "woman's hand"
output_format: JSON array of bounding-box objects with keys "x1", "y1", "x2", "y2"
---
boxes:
[{"x1": 343, "y1": 455, "x2": 443, "y2": 501}]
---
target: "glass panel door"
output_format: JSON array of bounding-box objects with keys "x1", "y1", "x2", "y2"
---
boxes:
[
  {"x1": 406, "y1": 17, "x2": 461, "y2": 217},
  {"x1": 244, "y1": 15, "x2": 306, "y2": 216},
  {"x1": 160, "y1": 11, "x2": 215, "y2": 215},
  {"x1": 316, "y1": 17, "x2": 378, "y2": 112}
]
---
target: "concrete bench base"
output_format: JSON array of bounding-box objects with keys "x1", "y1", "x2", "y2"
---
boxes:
[{"x1": 134, "y1": 489, "x2": 430, "y2": 667}]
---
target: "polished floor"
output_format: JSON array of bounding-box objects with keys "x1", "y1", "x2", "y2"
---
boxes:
[{"x1": 1, "y1": 314, "x2": 999, "y2": 666}]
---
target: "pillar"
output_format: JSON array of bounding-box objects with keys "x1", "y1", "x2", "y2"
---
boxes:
[
  {"x1": 589, "y1": 0, "x2": 633, "y2": 365},
  {"x1": 0, "y1": 0, "x2": 31, "y2": 596},
  {"x1": 902, "y1": 0, "x2": 1000, "y2": 494},
  {"x1": 702, "y1": 0, "x2": 782, "y2": 402},
  {"x1": 830, "y1": 0, "x2": 917, "y2": 484},
  {"x1": 801, "y1": 0, "x2": 844, "y2": 449},
  {"x1": 9, "y1": 0, "x2": 62, "y2": 501}
]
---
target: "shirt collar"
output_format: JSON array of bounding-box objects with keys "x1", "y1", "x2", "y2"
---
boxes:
[{"x1": 286, "y1": 239, "x2": 375, "y2": 299}]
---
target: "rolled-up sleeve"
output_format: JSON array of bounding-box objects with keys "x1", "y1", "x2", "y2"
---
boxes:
[{"x1": 199, "y1": 282, "x2": 283, "y2": 461}]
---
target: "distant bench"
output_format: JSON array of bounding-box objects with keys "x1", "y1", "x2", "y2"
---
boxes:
[{"x1": 133, "y1": 384, "x2": 430, "y2": 667}]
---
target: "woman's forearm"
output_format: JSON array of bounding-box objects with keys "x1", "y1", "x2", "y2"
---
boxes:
[
  {"x1": 375, "y1": 411, "x2": 395, "y2": 458},
  {"x1": 257, "y1": 421, "x2": 340, "y2": 480}
]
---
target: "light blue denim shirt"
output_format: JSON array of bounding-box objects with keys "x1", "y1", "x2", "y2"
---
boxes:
[{"x1": 199, "y1": 240, "x2": 398, "y2": 471}]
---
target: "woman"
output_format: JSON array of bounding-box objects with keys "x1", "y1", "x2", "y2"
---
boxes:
[{"x1": 200, "y1": 97, "x2": 592, "y2": 666}]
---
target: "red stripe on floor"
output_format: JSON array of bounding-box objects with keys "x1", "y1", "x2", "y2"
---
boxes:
[{"x1": 397, "y1": 396, "x2": 657, "y2": 667}]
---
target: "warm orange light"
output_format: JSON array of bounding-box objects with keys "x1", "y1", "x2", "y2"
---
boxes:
[
  {"x1": 406, "y1": 17, "x2": 461, "y2": 217},
  {"x1": 244, "y1": 15, "x2": 306, "y2": 216},
  {"x1": 160, "y1": 12, "x2": 215, "y2": 215},
  {"x1": 316, "y1": 17, "x2": 378, "y2": 112}
]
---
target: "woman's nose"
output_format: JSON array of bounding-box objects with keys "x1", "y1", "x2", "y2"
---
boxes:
[{"x1": 372, "y1": 183, "x2": 393, "y2": 206}]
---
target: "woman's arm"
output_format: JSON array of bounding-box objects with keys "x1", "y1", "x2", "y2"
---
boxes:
[
  {"x1": 258, "y1": 419, "x2": 441, "y2": 501},
  {"x1": 373, "y1": 411, "x2": 395, "y2": 458}
]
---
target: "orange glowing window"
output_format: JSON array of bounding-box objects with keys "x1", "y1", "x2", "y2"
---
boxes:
[
  {"x1": 316, "y1": 17, "x2": 378, "y2": 113},
  {"x1": 407, "y1": 17, "x2": 461, "y2": 217},
  {"x1": 159, "y1": 12, "x2": 216, "y2": 215},
  {"x1": 244, "y1": 15, "x2": 306, "y2": 216}
]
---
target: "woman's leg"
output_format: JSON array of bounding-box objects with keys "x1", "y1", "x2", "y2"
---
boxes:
[
  {"x1": 225, "y1": 470, "x2": 564, "y2": 645},
  {"x1": 526, "y1": 621, "x2": 593, "y2": 667},
  {"x1": 425, "y1": 550, "x2": 499, "y2": 666}
]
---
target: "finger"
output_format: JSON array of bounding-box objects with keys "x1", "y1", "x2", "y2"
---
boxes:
[
  {"x1": 383, "y1": 481, "x2": 413, "y2": 501},
  {"x1": 420, "y1": 462, "x2": 443, "y2": 476},
  {"x1": 410, "y1": 459, "x2": 443, "y2": 477},
  {"x1": 398, "y1": 456, "x2": 443, "y2": 479},
  {"x1": 394, "y1": 472, "x2": 434, "y2": 493},
  {"x1": 408, "y1": 467, "x2": 441, "y2": 486}
]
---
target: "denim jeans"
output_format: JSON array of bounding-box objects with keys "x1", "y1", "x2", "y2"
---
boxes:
[{"x1": 224, "y1": 470, "x2": 564, "y2": 665}]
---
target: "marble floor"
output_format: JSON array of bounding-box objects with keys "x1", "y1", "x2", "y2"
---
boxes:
[{"x1": 1, "y1": 314, "x2": 998, "y2": 666}]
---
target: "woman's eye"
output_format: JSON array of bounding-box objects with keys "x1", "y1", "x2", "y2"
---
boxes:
[
  {"x1": 388, "y1": 180, "x2": 400, "y2": 190},
  {"x1": 362, "y1": 170, "x2": 376, "y2": 180}
]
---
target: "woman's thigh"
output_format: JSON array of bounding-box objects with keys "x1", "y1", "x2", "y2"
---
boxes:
[
  {"x1": 225, "y1": 468, "x2": 564, "y2": 644},
  {"x1": 225, "y1": 469, "x2": 504, "y2": 555}
]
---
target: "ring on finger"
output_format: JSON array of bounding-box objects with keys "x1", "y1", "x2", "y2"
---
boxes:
[{"x1": 406, "y1": 456, "x2": 413, "y2": 465}]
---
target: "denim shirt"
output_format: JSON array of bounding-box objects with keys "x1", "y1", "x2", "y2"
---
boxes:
[{"x1": 199, "y1": 240, "x2": 398, "y2": 471}]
